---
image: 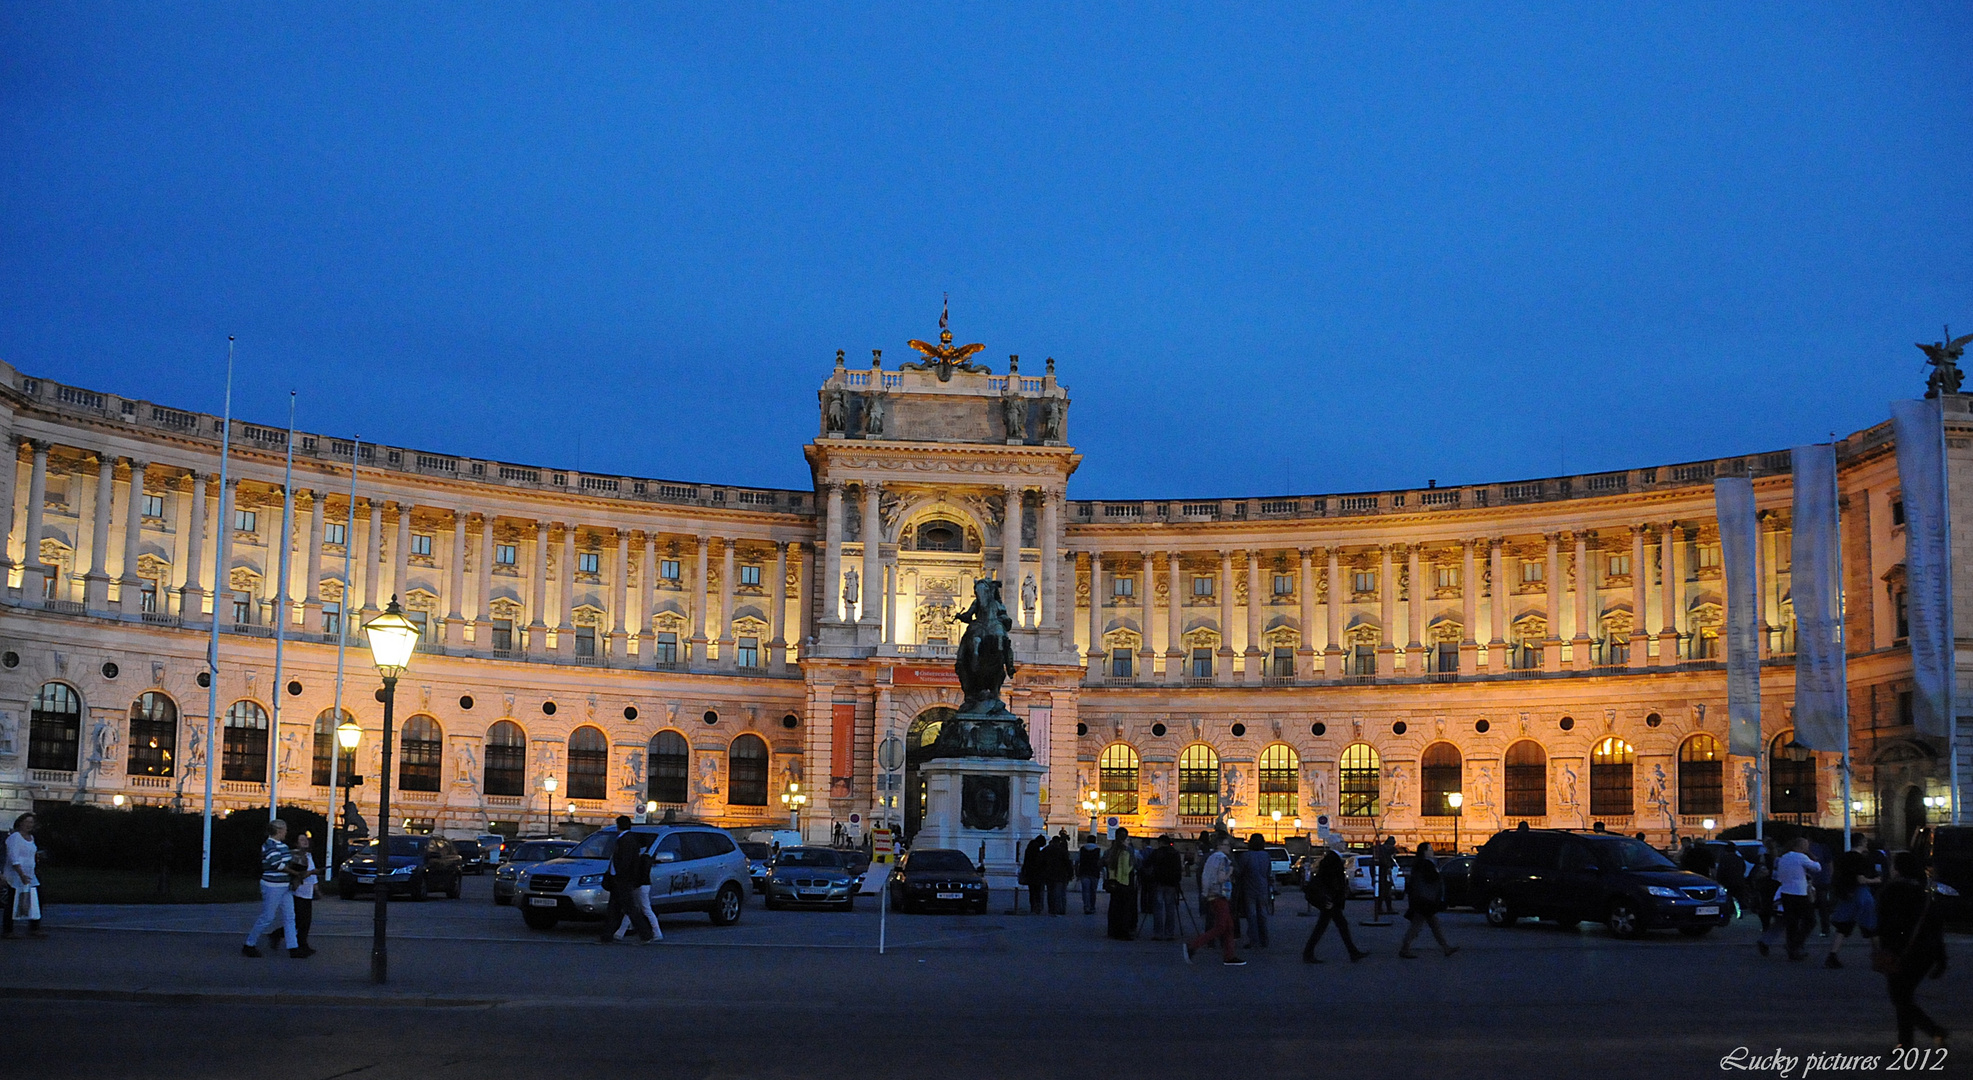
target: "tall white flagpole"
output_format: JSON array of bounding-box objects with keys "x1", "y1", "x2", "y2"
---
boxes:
[
  {"x1": 327, "y1": 437, "x2": 360, "y2": 873},
  {"x1": 1833, "y1": 443, "x2": 1851, "y2": 851},
  {"x1": 201, "y1": 337, "x2": 236, "y2": 890},
  {"x1": 269, "y1": 392, "x2": 297, "y2": 822},
  {"x1": 1941, "y1": 397, "x2": 1958, "y2": 827}
]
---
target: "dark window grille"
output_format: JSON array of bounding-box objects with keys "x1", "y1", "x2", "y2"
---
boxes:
[
  {"x1": 1590, "y1": 738, "x2": 1635, "y2": 816},
  {"x1": 1503, "y1": 740, "x2": 1547, "y2": 817},
  {"x1": 484, "y1": 721, "x2": 526, "y2": 796},
  {"x1": 29, "y1": 682, "x2": 82, "y2": 772},
  {"x1": 728, "y1": 734, "x2": 769, "y2": 806},
  {"x1": 1178, "y1": 744, "x2": 1219, "y2": 816},
  {"x1": 568, "y1": 726, "x2": 609, "y2": 800},
  {"x1": 221, "y1": 700, "x2": 268, "y2": 783},
  {"x1": 648, "y1": 730, "x2": 689, "y2": 804},
  {"x1": 398, "y1": 716, "x2": 443, "y2": 792},
  {"x1": 1420, "y1": 742, "x2": 1463, "y2": 817},
  {"x1": 1678, "y1": 735, "x2": 1723, "y2": 815},
  {"x1": 1340, "y1": 743, "x2": 1380, "y2": 817},
  {"x1": 126, "y1": 691, "x2": 176, "y2": 777}
]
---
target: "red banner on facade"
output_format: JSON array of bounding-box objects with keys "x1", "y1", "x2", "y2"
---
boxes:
[
  {"x1": 890, "y1": 665, "x2": 960, "y2": 686},
  {"x1": 831, "y1": 703, "x2": 856, "y2": 797}
]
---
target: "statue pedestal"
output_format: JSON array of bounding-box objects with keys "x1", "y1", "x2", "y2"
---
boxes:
[{"x1": 918, "y1": 756, "x2": 1049, "y2": 885}]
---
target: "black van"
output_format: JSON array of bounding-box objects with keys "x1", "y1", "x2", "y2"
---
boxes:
[{"x1": 1471, "y1": 829, "x2": 1731, "y2": 939}]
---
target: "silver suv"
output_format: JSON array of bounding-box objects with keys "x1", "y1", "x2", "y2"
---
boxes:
[{"x1": 516, "y1": 823, "x2": 750, "y2": 930}]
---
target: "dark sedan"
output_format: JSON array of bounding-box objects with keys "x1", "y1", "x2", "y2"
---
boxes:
[
  {"x1": 492, "y1": 840, "x2": 575, "y2": 905},
  {"x1": 762, "y1": 847, "x2": 858, "y2": 911},
  {"x1": 335, "y1": 835, "x2": 465, "y2": 901},
  {"x1": 888, "y1": 848, "x2": 989, "y2": 914}
]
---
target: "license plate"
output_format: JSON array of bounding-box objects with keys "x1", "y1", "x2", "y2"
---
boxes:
[
  {"x1": 528, "y1": 897, "x2": 558, "y2": 908},
  {"x1": 1695, "y1": 905, "x2": 1719, "y2": 917},
  {"x1": 356, "y1": 876, "x2": 376, "y2": 884},
  {"x1": 937, "y1": 892, "x2": 963, "y2": 900}
]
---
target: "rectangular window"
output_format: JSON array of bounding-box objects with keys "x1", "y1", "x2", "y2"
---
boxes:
[
  {"x1": 738, "y1": 636, "x2": 759, "y2": 668},
  {"x1": 324, "y1": 522, "x2": 346, "y2": 546},
  {"x1": 322, "y1": 601, "x2": 341, "y2": 637},
  {"x1": 739, "y1": 564, "x2": 761, "y2": 587},
  {"x1": 1273, "y1": 573, "x2": 1294, "y2": 596},
  {"x1": 139, "y1": 584, "x2": 157, "y2": 613},
  {"x1": 1191, "y1": 649, "x2": 1213, "y2": 678},
  {"x1": 1891, "y1": 498, "x2": 1906, "y2": 527},
  {"x1": 1272, "y1": 647, "x2": 1294, "y2": 677},
  {"x1": 234, "y1": 509, "x2": 257, "y2": 533},
  {"x1": 660, "y1": 560, "x2": 681, "y2": 581},
  {"x1": 654, "y1": 632, "x2": 678, "y2": 664},
  {"x1": 1436, "y1": 566, "x2": 1459, "y2": 589},
  {"x1": 1192, "y1": 576, "x2": 1214, "y2": 597},
  {"x1": 578, "y1": 551, "x2": 599, "y2": 574},
  {"x1": 1607, "y1": 555, "x2": 1631, "y2": 577},
  {"x1": 1697, "y1": 544, "x2": 1721, "y2": 569},
  {"x1": 491, "y1": 619, "x2": 514, "y2": 651},
  {"x1": 1110, "y1": 649, "x2": 1133, "y2": 678},
  {"x1": 407, "y1": 610, "x2": 429, "y2": 638},
  {"x1": 232, "y1": 593, "x2": 252, "y2": 624},
  {"x1": 495, "y1": 544, "x2": 517, "y2": 566},
  {"x1": 1113, "y1": 576, "x2": 1134, "y2": 597},
  {"x1": 411, "y1": 534, "x2": 433, "y2": 557},
  {"x1": 574, "y1": 626, "x2": 596, "y2": 657},
  {"x1": 140, "y1": 493, "x2": 165, "y2": 518},
  {"x1": 1353, "y1": 571, "x2": 1377, "y2": 593},
  {"x1": 1521, "y1": 561, "x2": 1543, "y2": 583},
  {"x1": 1352, "y1": 645, "x2": 1376, "y2": 676}
]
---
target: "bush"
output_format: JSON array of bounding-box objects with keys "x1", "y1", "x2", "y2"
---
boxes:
[{"x1": 32, "y1": 802, "x2": 328, "y2": 877}]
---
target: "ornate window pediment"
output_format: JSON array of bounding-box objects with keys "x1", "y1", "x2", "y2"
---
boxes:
[
  {"x1": 228, "y1": 567, "x2": 261, "y2": 593},
  {"x1": 1510, "y1": 613, "x2": 1548, "y2": 643},
  {"x1": 403, "y1": 589, "x2": 440, "y2": 614},
  {"x1": 1427, "y1": 619, "x2": 1463, "y2": 644},
  {"x1": 732, "y1": 615, "x2": 769, "y2": 641},
  {"x1": 1103, "y1": 627, "x2": 1143, "y2": 652},
  {"x1": 1601, "y1": 610, "x2": 1634, "y2": 640},
  {"x1": 488, "y1": 597, "x2": 524, "y2": 621},
  {"x1": 1181, "y1": 626, "x2": 1221, "y2": 651},
  {"x1": 1344, "y1": 623, "x2": 1381, "y2": 648},
  {"x1": 1261, "y1": 625, "x2": 1300, "y2": 649},
  {"x1": 652, "y1": 611, "x2": 687, "y2": 634},
  {"x1": 571, "y1": 604, "x2": 606, "y2": 628}
]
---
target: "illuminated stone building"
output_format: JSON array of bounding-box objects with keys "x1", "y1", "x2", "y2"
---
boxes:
[{"x1": 0, "y1": 332, "x2": 1965, "y2": 851}]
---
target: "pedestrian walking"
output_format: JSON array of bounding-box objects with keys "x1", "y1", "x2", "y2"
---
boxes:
[
  {"x1": 614, "y1": 837, "x2": 663, "y2": 943},
  {"x1": 242, "y1": 818, "x2": 306, "y2": 958},
  {"x1": 1752, "y1": 840, "x2": 1780, "y2": 932},
  {"x1": 288, "y1": 831, "x2": 318, "y2": 957},
  {"x1": 1075, "y1": 834, "x2": 1103, "y2": 915},
  {"x1": 1041, "y1": 834, "x2": 1073, "y2": 915},
  {"x1": 1237, "y1": 834, "x2": 1273, "y2": 949},
  {"x1": 1712, "y1": 842, "x2": 1751, "y2": 919},
  {"x1": 598, "y1": 816, "x2": 656, "y2": 945},
  {"x1": 1757, "y1": 837, "x2": 1819, "y2": 961},
  {"x1": 1184, "y1": 834, "x2": 1245, "y2": 966},
  {"x1": 1103, "y1": 828, "x2": 1138, "y2": 940},
  {"x1": 1021, "y1": 832, "x2": 1047, "y2": 914},
  {"x1": 1397, "y1": 842, "x2": 1459, "y2": 959},
  {"x1": 1148, "y1": 836, "x2": 1183, "y2": 941},
  {"x1": 1300, "y1": 844, "x2": 1367, "y2": 964},
  {"x1": 3, "y1": 811, "x2": 44, "y2": 939},
  {"x1": 1876, "y1": 851, "x2": 1949, "y2": 1048},
  {"x1": 1825, "y1": 833, "x2": 1881, "y2": 969},
  {"x1": 1373, "y1": 836, "x2": 1398, "y2": 916},
  {"x1": 1810, "y1": 839, "x2": 1837, "y2": 938}
]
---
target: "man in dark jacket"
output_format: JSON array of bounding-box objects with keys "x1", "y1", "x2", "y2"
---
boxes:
[
  {"x1": 1301, "y1": 845, "x2": 1368, "y2": 963},
  {"x1": 598, "y1": 816, "x2": 655, "y2": 945},
  {"x1": 1041, "y1": 835, "x2": 1075, "y2": 915},
  {"x1": 1878, "y1": 851, "x2": 1948, "y2": 1047},
  {"x1": 1075, "y1": 834, "x2": 1104, "y2": 914},
  {"x1": 1021, "y1": 832, "x2": 1048, "y2": 914},
  {"x1": 1236, "y1": 834, "x2": 1274, "y2": 949},
  {"x1": 1147, "y1": 836, "x2": 1184, "y2": 940}
]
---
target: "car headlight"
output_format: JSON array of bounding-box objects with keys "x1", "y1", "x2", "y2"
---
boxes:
[
  {"x1": 577, "y1": 873, "x2": 604, "y2": 886},
  {"x1": 1644, "y1": 886, "x2": 1680, "y2": 898}
]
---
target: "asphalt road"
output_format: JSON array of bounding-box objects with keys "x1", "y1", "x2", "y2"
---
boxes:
[{"x1": 4, "y1": 874, "x2": 1965, "y2": 1080}]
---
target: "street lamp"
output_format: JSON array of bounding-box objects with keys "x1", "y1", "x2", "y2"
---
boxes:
[
  {"x1": 335, "y1": 719, "x2": 363, "y2": 870},
  {"x1": 360, "y1": 595, "x2": 420, "y2": 985},
  {"x1": 781, "y1": 781, "x2": 808, "y2": 833},
  {"x1": 1271, "y1": 809, "x2": 1282, "y2": 841},
  {"x1": 1702, "y1": 818, "x2": 1717, "y2": 839},
  {"x1": 113, "y1": 793, "x2": 126, "y2": 808},
  {"x1": 1447, "y1": 791, "x2": 1464, "y2": 854},
  {"x1": 644, "y1": 800, "x2": 658, "y2": 823}
]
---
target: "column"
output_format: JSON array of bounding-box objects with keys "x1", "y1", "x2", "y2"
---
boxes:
[
  {"x1": 1376, "y1": 546, "x2": 1397, "y2": 676},
  {"x1": 84, "y1": 453, "x2": 115, "y2": 611},
  {"x1": 527, "y1": 519, "x2": 549, "y2": 656},
  {"x1": 770, "y1": 540, "x2": 790, "y2": 671},
  {"x1": 1659, "y1": 522, "x2": 1682, "y2": 664},
  {"x1": 1085, "y1": 551, "x2": 1104, "y2": 678},
  {"x1": 1040, "y1": 491, "x2": 1060, "y2": 632},
  {"x1": 1165, "y1": 551, "x2": 1185, "y2": 684},
  {"x1": 1405, "y1": 543, "x2": 1424, "y2": 671},
  {"x1": 608, "y1": 529, "x2": 629, "y2": 659},
  {"x1": 362, "y1": 498, "x2": 384, "y2": 616},
  {"x1": 1488, "y1": 537, "x2": 1508, "y2": 663},
  {"x1": 119, "y1": 459, "x2": 149, "y2": 614},
  {"x1": 22, "y1": 441, "x2": 49, "y2": 596},
  {"x1": 302, "y1": 490, "x2": 325, "y2": 631},
  {"x1": 1217, "y1": 550, "x2": 1235, "y2": 680},
  {"x1": 883, "y1": 561, "x2": 898, "y2": 645},
  {"x1": 441, "y1": 509, "x2": 466, "y2": 645},
  {"x1": 1629, "y1": 525, "x2": 1650, "y2": 669},
  {"x1": 0, "y1": 440, "x2": 15, "y2": 574},
  {"x1": 637, "y1": 532, "x2": 656, "y2": 657},
  {"x1": 1459, "y1": 539, "x2": 1479, "y2": 672},
  {"x1": 718, "y1": 537, "x2": 737, "y2": 668},
  {"x1": 690, "y1": 534, "x2": 710, "y2": 660},
  {"x1": 1324, "y1": 547, "x2": 1344, "y2": 678},
  {"x1": 1138, "y1": 552, "x2": 1155, "y2": 677},
  {"x1": 1296, "y1": 549, "x2": 1316, "y2": 678},
  {"x1": 1243, "y1": 550, "x2": 1263, "y2": 684},
  {"x1": 1001, "y1": 485, "x2": 1023, "y2": 622},
  {"x1": 180, "y1": 470, "x2": 206, "y2": 617},
  {"x1": 821, "y1": 482, "x2": 844, "y2": 623},
  {"x1": 392, "y1": 502, "x2": 412, "y2": 608},
  {"x1": 1572, "y1": 531, "x2": 1593, "y2": 669},
  {"x1": 556, "y1": 524, "x2": 576, "y2": 658},
  {"x1": 859, "y1": 482, "x2": 881, "y2": 628},
  {"x1": 475, "y1": 515, "x2": 494, "y2": 648},
  {"x1": 1543, "y1": 533, "x2": 1563, "y2": 672}
]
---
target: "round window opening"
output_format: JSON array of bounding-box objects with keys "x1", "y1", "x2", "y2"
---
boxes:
[
  {"x1": 703, "y1": 710, "x2": 719, "y2": 725},
  {"x1": 287, "y1": 680, "x2": 303, "y2": 697},
  {"x1": 1392, "y1": 721, "x2": 1408, "y2": 735},
  {"x1": 1559, "y1": 716, "x2": 1575, "y2": 731},
  {"x1": 1311, "y1": 722, "x2": 1326, "y2": 736},
  {"x1": 1645, "y1": 712, "x2": 1662, "y2": 727},
  {"x1": 624, "y1": 706, "x2": 639, "y2": 721},
  {"x1": 459, "y1": 695, "x2": 475, "y2": 710},
  {"x1": 781, "y1": 714, "x2": 799, "y2": 729},
  {"x1": 196, "y1": 671, "x2": 211, "y2": 688},
  {"x1": 1076, "y1": 722, "x2": 1088, "y2": 736},
  {"x1": 1, "y1": 651, "x2": 18, "y2": 669},
  {"x1": 542, "y1": 701, "x2": 557, "y2": 716},
  {"x1": 1230, "y1": 723, "x2": 1247, "y2": 737},
  {"x1": 1151, "y1": 722, "x2": 1167, "y2": 737},
  {"x1": 1475, "y1": 719, "x2": 1490, "y2": 734},
  {"x1": 102, "y1": 662, "x2": 119, "y2": 679}
]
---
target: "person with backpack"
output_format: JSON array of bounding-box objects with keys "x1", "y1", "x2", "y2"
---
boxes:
[
  {"x1": 1020, "y1": 832, "x2": 1047, "y2": 915},
  {"x1": 1041, "y1": 833, "x2": 1074, "y2": 915},
  {"x1": 598, "y1": 816, "x2": 656, "y2": 945},
  {"x1": 1300, "y1": 844, "x2": 1367, "y2": 964},
  {"x1": 1075, "y1": 834, "x2": 1103, "y2": 915}
]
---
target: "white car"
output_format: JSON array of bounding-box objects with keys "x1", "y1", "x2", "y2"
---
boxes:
[{"x1": 1348, "y1": 854, "x2": 1407, "y2": 899}]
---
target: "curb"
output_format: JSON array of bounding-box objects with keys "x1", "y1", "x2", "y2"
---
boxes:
[{"x1": 0, "y1": 985, "x2": 501, "y2": 1009}]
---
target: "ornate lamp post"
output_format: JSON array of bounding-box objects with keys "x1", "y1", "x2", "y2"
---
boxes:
[
  {"x1": 780, "y1": 781, "x2": 807, "y2": 833},
  {"x1": 334, "y1": 718, "x2": 363, "y2": 869},
  {"x1": 1270, "y1": 809, "x2": 1283, "y2": 842},
  {"x1": 360, "y1": 595, "x2": 420, "y2": 985},
  {"x1": 1447, "y1": 791, "x2": 1464, "y2": 854}
]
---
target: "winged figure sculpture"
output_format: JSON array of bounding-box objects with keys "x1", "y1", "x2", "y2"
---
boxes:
[
  {"x1": 1918, "y1": 329, "x2": 1972, "y2": 398},
  {"x1": 903, "y1": 294, "x2": 990, "y2": 381}
]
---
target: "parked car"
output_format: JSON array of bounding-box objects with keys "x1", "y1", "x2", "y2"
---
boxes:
[
  {"x1": 888, "y1": 848, "x2": 990, "y2": 914},
  {"x1": 762, "y1": 847, "x2": 859, "y2": 911},
  {"x1": 1267, "y1": 847, "x2": 1295, "y2": 884},
  {"x1": 740, "y1": 841, "x2": 776, "y2": 893},
  {"x1": 336, "y1": 835, "x2": 466, "y2": 901},
  {"x1": 1439, "y1": 854, "x2": 1477, "y2": 909},
  {"x1": 454, "y1": 839, "x2": 490, "y2": 875},
  {"x1": 1347, "y1": 852, "x2": 1407, "y2": 900},
  {"x1": 1472, "y1": 828, "x2": 1731, "y2": 938},
  {"x1": 475, "y1": 833, "x2": 510, "y2": 867},
  {"x1": 1919, "y1": 826, "x2": 1973, "y2": 921},
  {"x1": 492, "y1": 839, "x2": 575, "y2": 905},
  {"x1": 516, "y1": 822, "x2": 750, "y2": 930}
]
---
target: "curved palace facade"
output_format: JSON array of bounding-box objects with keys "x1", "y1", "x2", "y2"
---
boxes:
[{"x1": 0, "y1": 339, "x2": 1965, "y2": 852}]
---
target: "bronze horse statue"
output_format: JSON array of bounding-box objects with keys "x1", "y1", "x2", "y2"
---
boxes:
[{"x1": 926, "y1": 577, "x2": 1033, "y2": 760}]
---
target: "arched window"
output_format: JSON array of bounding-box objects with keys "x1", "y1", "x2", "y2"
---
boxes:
[
  {"x1": 915, "y1": 519, "x2": 965, "y2": 552},
  {"x1": 1340, "y1": 743, "x2": 1381, "y2": 817},
  {"x1": 1258, "y1": 744, "x2": 1300, "y2": 818},
  {"x1": 28, "y1": 682, "x2": 82, "y2": 772},
  {"x1": 1178, "y1": 744, "x2": 1220, "y2": 817},
  {"x1": 728, "y1": 734, "x2": 769, "y2": 806},
  {"x1": 1503, "y1": 741, "x2": 1547, "y2": 818},
  {"x1": 312, "y1": 709, "x2": 356, "y2": 787},
  {"x1": 1590, "y1": 737, "x2": 1635, "y2": 817},
  {"x1": 568, "y1": 725, "x2": 609, "y2": 800},
  {"x1": 1420, "y1": 742, "x2": 1463, "y2": 817},
  {"x1": 399, "y1": 715, "x2": 443, "y2": 792},
  {"x1": 1770, "y1": 731, "x2": 1816, "y2": 815},
  {"x1": 484, "y1": 721, "x2": 526, "y2": 797},
  {"x1": 1099, "y1": 743, "x2": 1140, "y2": 815},
  {"x1": 1678, "y1": 734, "x2": 1723, "y2": 815},
  {"x1": 126, "y1": 691, "x2": 177, "y2": 777},
  {"x1": 648, "y1": 730, "x2": 689, "y2": 805},
  {"x1": 221, "y1": 700, "x2": 270, "y2": 783}
]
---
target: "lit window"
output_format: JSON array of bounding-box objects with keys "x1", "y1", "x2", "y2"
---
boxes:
[
  {"x1": 739, "y1": 565, "x2": 761, "y2": 587},
  {"x1": 1273, "y1": 574, "x2": 1294, "y2": 596},
  {"x1": 140, "y1": 494, "x2": 165, "y2": 518},
  {"x1": 660, "y1": 560, "x2": 681, "y2": 581},
  {"x1": 578, "y1": 552, "x2": 600, "y2": 574},
  {"x1": 1178, "y1": 744, "x2": 1219, "y2": 816},
  {"x1": 325, "y1": 522, "x2": 346, "y2": 546},
  {"x1": 1353, "y1": 571, "x2": 1377, "y2": 593},
  {"x1": 1436, "y1": 566, "x2": 1459, "y2": 589},
  {"x1": 495, "y1": 544, "x2": 517, "y2": 566},
  {"x1": 1608, "y1": 555, "x2": 1631, "y2": 577},
  {"x1": 234, "y1": 509, "x2": 257, "y2": 533},
  {"x1": 410, "y1": 534, "x2": 433, "y2": 557},
  {"x1": 1521, "y1": 561, "x2": 1543, "y2": 583},
  {"x1": 1113, "y1": 576, "x2": 1134, "y2": 597},
  {"x1": 1192, "y1": 576, "x2": 1214, "y2": 597}
]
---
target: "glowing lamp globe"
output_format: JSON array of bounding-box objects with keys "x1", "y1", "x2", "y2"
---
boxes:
[
  {"x1": 337, "y1": 719, "x2": 363, "y2": 751},
  {"x1": 362, "y1": 596, "x2": 422, "y2": 677}
]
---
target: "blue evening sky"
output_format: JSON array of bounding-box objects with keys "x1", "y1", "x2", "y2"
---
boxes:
[{"x1": 3, "y1": 4, "x2": 1969, "y2": 498}]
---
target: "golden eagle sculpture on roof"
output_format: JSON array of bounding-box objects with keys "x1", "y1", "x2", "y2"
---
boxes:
[{"x1": 904, "y1": 295, "x2": 990, "y2": 381}]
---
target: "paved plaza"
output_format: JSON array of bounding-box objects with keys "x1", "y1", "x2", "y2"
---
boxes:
[{"x1": 4, "y1": 876, "x2": 1965, "y2": 1079}]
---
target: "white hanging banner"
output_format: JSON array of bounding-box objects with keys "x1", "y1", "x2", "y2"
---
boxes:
[
  {"x1": 1790, "y1": 443, "x2": 1846, "y2": 751},
  {"x1": 1893, "y1": 398, "x2": 1953, "y2": 738},
  {"x1": 1715, "y1": 476, "x2": 1763, "y2": 757}
]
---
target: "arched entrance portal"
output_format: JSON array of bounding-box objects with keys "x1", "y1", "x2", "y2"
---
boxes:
[{"x1": 905, "y1": 706, "x2": 957, "y2": 840}]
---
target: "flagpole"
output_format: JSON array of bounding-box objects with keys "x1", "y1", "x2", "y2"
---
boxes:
[
  {"x1": 1833, "y1": 441, "x2": 1851, "y2": 851},
  {"x1": 327, "y1": 436, "x2": 360, "y2": 873},
  {"x1": 269, "y1": 392, "x2": 296, "y2": 822},
  {"x1": 201, "y1": 337, "x2": 236, "y2": 890},
  {"x1": 1940, "y1": 397, "x2": 1958, "y2": 827}
]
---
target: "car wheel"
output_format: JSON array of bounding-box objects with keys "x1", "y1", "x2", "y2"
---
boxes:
[
  {"x1": 709, "y1": 883, "x2": 745, "y2": 925},
  {"x1": 445, "y1": 872, "x2": 462, "y2": 900},
  {"x1": 838, "y1": 896, "x2": 855, "y2": 913},
  {"x1": 521, "y1": 906, "x2": 559, "y2": 930},
  {"x1": 1678, "y1": 925, "x2": 1713, "y2": 937},
  {"x1": 1484, "y1": 894, "x2": 1517, "y2": 927},
  {"x1": 409, "y1": 874, "x2": 429, "y2": 902},
  {"x1": 970, "y1": 900, "x2": 988, "y2": 915},
  {"x1": 1605, "y1": 899, "x2": 1644, "y2": 939},
  {"x1": 339, "y1": 882, "x2": 357, "y2": 901},
  {"x1": 494, "y1": 894, "x2": 510, "y2": 906}
]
